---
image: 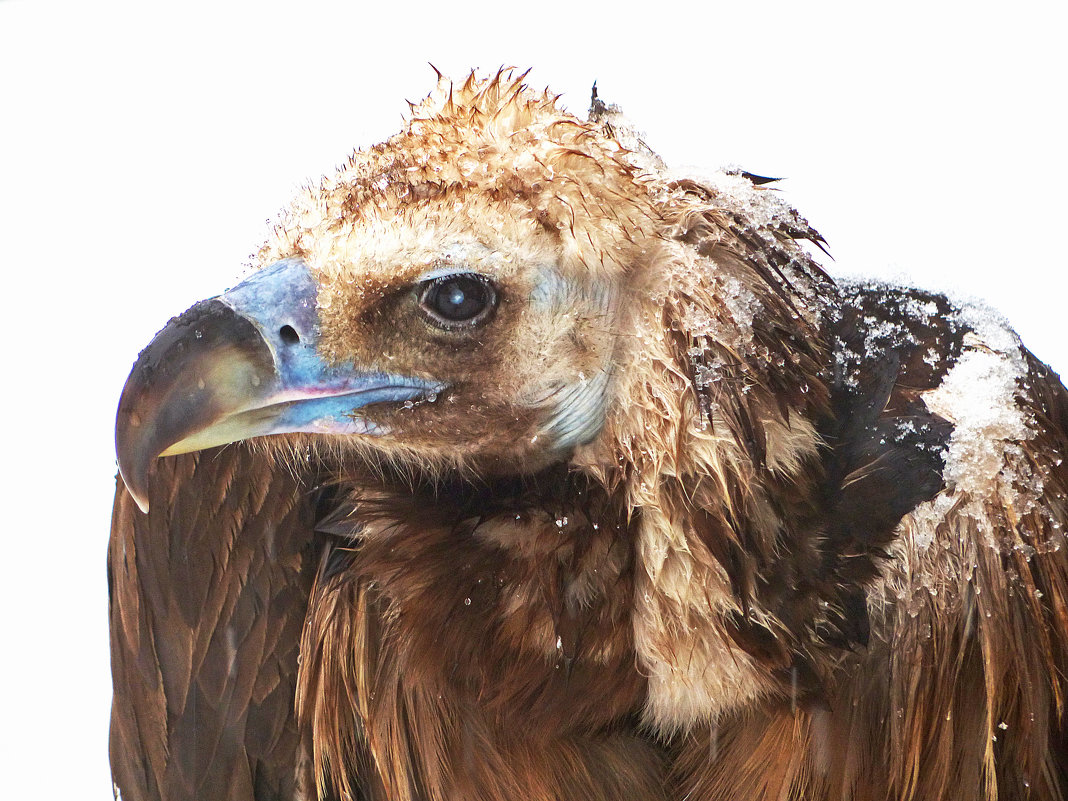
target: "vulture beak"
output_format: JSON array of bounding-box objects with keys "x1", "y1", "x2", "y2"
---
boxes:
[{"x1": 115, "y1": 258, "x2": 442, "y2": 513}]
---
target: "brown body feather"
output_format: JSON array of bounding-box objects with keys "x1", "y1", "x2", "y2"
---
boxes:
[
  {"x1": 109, "y1": 446, "x2": 325, "y2": 800},
  {"x1": 110, "y1": 71, "x2": 1068, "y2": 800}
]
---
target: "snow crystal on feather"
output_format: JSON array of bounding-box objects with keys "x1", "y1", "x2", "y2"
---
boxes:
[
  {"x1": 870, "y1": 294, "x2": 1043, "y2": 615},
  {"x1": 921, "y1": 304, "x2": 1035, "y2": 501},
  {"x1": 833, "y1": 281, "x2": 954, "y2": 392},
  {"x1": 674, "y1": 168, "x2": 803, "y2": 232},
  {"x1": 835, "y1": 280, "x2": 1036, "y2": 505}
]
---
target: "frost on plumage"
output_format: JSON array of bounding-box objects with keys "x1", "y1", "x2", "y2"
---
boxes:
[
  {"x1": 678, "y1": 168, "x2": 803, "y2": 232},
  {"x1": 924, "y1": 330, "x2": 1032, "y2": 499},
  {"x1": 873, "y1": 290, "x2": 1062, "y2": 623},
  {"x1": 834, "y1": 281, "x2": 954, "y2": 392}
]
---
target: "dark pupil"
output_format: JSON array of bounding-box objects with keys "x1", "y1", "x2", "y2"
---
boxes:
[{"x1": 428, "y1": 276, "x2": 488, "y2": 321}]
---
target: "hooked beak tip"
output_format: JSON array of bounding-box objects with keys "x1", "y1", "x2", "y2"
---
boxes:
[
  {"x1": 128, "y1": 485, "x2": 151, "y2": 514},
  {"x1": 116, "y1": 425, "x2": 153, "y2": 514}
]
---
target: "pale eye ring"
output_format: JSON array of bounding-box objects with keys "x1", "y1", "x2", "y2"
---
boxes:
[{"x1": 418, "y1": 273, "x2": 497, "y2": 329}]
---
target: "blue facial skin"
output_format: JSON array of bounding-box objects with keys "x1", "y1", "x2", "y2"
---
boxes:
[
  {"x1": 117, "y1": 257, "x2": 446, "y2": 512},
  {"x1": 216, "y1": 258, "x2": 444, "y2": 437}
]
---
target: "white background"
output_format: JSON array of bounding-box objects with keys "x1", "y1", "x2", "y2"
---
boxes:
[{"x1": 1, "y1": 1, "x2": 1064, "y2": 797}]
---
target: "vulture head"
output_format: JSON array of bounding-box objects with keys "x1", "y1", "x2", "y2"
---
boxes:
[
  {"x1": 117, "y1": 71, "x2": 828, "y2": 514},
  {"x1": 110, "y1": 71, "x2": 1068, "y2": 801}
]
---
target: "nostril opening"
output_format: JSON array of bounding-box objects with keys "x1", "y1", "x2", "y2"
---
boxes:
[{"x1": 279, "y1": 325, "x2": 300, "y2": 345}]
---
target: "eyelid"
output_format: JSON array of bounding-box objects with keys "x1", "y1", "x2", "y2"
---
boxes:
[{"x1": 415, "y1": 266, "x2": 488, "y2": 284}]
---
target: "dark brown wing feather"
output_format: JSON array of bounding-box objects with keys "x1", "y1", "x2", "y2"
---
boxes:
[
  {"x1": 672, "y1": 285, "x2": 1068, "y2": 801},
  {"x1": 108, "y1": 445, "x2": 324, "y2": 801}
]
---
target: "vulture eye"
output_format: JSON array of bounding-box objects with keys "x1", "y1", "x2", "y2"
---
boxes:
[{"x1": 418, "y1": 273, "x2": 497, "y2": 329}]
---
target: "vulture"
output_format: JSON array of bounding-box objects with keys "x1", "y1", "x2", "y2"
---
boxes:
[{"x1": 109, "y1": 71, "x2": 1068, "y2": 801}]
